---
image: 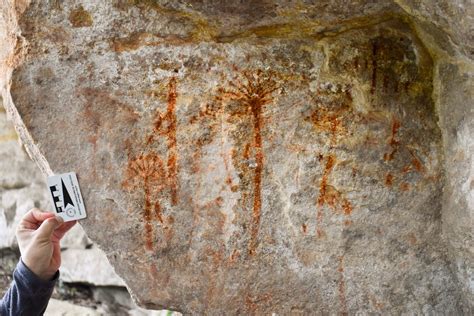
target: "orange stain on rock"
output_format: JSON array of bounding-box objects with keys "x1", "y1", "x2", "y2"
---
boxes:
[
  {"x1": 111, "y1": 32, "x2": 190, "y2": 53},
  {"x1": 306, "y1": 83, "x2": 353, "y2": 148},
  {"x1": 338, "y1": 256, "x2": 348, "y2": 315},
  {"x1": 344, "y1": 219, "x2": 353, "y2": 227},
  {"x1": 227, "y1": 249, "x2": 240, "y2": 266},
  {"x1": 243, "y1": 142, "x2": 251, "y2": 160},
  {"x1": 342, "y1": 199, "x2": 353, "y2": 215},
  {"x1": 385, "y1": 173, "x2": 394, "y2": 186},
  {"x1": 112, "y1": 32, "x2": 150, "y2": 52},
  {"x1": 245, "y1": 292, "x2": 272, "y2": 315},
  {"x1": 317, "y1": 155, "x2": 336, "y2": 237},
  {"x1": 409, "y1": 150, "x2": 425, "y2": 173},
  {"x1": 221, "y1": 69, "x2": 279, "y2": 256},
  {"x1": 383, "y1": 118, "x2": 401, "y2": 161},
  {"x1": 69, "y1": 5, "x2": 93, "y2": 28},
  {"x1": 307, "y1": 105, "x2": 350, "y2": 148},
  {"x1": 369, "y1": 294, "x2": 384, "y2": 310},
  {"x1": 316, "y1": 155, "x2": 354, "y2": 235},
  {"x1": 402, "y1": 165, "x2": 411, "y2": 173},
  {"x1": 154, "y1": 201, "x2": 164, "y2": 224},
  {"x1": 122, "y1": 77, "x2": 180, "y2": 250},
  {"x1": 400, "y1": 182, "x2": 410, "y2": 191},
  {"x1": 302, "y1": 223, "x2": 307, "y2": 234},
  {"x1": 317, "y1": 157, "x2": 354, "y2": 231},
  {"x1": 123, "y1": 153, "x2": 166, "y2": 251},
  {"x1": 147, "y1": 77, "x2": 179, "y2": 205},
  {"x1": 407, "y1": 232, "x2": 417, "y2": 245}
]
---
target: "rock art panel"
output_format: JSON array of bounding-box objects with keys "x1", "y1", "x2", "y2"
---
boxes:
[{"x1": 1, "y1": 0, "x2": 471, "y2": 314}]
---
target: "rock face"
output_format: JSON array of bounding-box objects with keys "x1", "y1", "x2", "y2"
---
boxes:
[
  {"x1": 0, "y1": 106, "x2": 167, "y2": 315},
  {"x1": 1, "y1": 0, "x2": 472, "y2": 314},
  {"x1": 0, "y1": 105, "x2": 125, "y2": 283}
]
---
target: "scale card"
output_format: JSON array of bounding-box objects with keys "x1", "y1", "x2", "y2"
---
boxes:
[{"x1": 47, "y1": 172, "x2": 87, "y2": 222}]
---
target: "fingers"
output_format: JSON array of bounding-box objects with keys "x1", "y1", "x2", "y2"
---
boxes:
[
  {"x1": 18, "y1": 208, "x2": 56, "y2": 230},
  {"x1": 54, "y1": 220, "x2": 77, "y2": 239},
  {"x1": 35, "y1": 216, "x2": 63, "y2": 240},
  {"x1": 19, "y1": 208, "x2": 79, "y2": 241}
]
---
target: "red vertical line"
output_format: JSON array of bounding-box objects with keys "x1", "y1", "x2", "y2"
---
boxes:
[
  {"x1": 166, "y1": 77, "x2": 179, "y2": 205},
  {"x1": 154, "y1": 201, "x2": 164, "y2": 224},
  {"x1": 249, "y1": 100, "x2": 264, "y2": 255},
  {"x1": 338, "y1": 256, "x2": 348, "y2": 315},
  {"x1": 143, "y1": 177, "x2": 154, "y2": 251},
  {"x1": 316, "y1": 155, "x2": 335, "y2": 237}
]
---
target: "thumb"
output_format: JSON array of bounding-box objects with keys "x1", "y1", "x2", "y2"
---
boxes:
[{"x1": 36, "y1": 216, "x2": 64, "y2": 239}]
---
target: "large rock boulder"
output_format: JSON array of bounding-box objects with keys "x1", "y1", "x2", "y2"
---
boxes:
[
  {"x1": 0, "y1": 103, "x2": 127, "y2": 289},
  {"x1": 1, "y1": 0, "x2": 472, "y2": 314}
]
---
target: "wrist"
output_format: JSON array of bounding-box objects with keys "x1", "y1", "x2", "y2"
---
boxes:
[{"x1": 21, "y1": 257, "x2": 56, "y2": 281}]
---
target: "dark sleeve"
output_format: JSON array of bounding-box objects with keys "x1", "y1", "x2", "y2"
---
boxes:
[{"x1": 0, "y1": 258, "x2": 58, "y2": 316}]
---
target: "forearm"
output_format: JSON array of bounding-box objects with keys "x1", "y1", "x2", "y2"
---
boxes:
[{"x1": 0, "y1": 258, "x2": 58, "y2": 316}]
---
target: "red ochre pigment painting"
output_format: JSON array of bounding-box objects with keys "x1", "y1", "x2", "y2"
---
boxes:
[
  {"x1": 122, "y1": 77, "x2": 178, "y2": 251},
  {"x1": 188, "y1": 68, "x2": 280, "y2": 255},
  {"x1": 305, "y1": 84, "x2": 355, "y2": 237},
  {"x1": 218, "y1": 69, "x2": 279, "y2": 255},
  {"x1": 121, "y1": 69, "x2": 424, "y2": 253},
  {"x1": 382, "y1": 115, "x2": 428, "y2": 191},
  {"x1": 315, "y1": 154, "x2": 353, "y2": 238}
]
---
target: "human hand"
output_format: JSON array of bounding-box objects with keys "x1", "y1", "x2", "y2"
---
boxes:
[{"x1": 16, "y1": 208, "x2": 77, "y2": 281}]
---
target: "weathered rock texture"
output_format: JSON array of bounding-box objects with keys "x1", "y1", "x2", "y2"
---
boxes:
[
  {"x1": 1, "y1": 0, "x2": 472, "y2": 314},
  {"x1": 0, "y1": 106, "x2": 172, "y2": 315}
]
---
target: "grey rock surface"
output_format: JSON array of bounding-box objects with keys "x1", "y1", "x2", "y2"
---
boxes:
[
  {"x1": 1, "y1": 0, "x2": 472, "y2": 314},
  {"x1": 61, "y1": 247, "x2": 126, "y2": 286},
  {"x1": 0, "y1": 107, "x2": 52, "y2": 248},
  {"x1": 0, "y1": 105, "x2": 123, "y2": 284},
  {"x1": 435, "y1": 61, "x2": 474, "y2": 312},
  {"x1": 0, "y1": 103, "x2": 169, "y2": 314},
  {"x1": 45, "y1": 299, "x2": 102, "y2": 316}
]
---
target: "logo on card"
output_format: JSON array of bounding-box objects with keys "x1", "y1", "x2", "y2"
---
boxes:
[
  {"x1": 47, "y1": 172, "x2": 87, "y2": 222},
  {"x1": 49, "y1": 179, "x2": 75, "y2": 215}
]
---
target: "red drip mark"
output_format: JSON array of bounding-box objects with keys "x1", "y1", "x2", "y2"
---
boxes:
[
  {"x1": 144, "y1": 179, "x2": 153, "y2": 250},
  {"x1": 227, "y1": 249, "x2": 240, "y2": 265},
  {"x1": 383, "y1": 118, "x2": 401, "y2": 161},
  {"x1": 250, "y1": 103, "x2": 264, "y2": 256},
  {"x1": 409, "y1": 150, "x2": 425, "y2": 173},
  {"x1": 154, "y1": 201, "x2": 163, "y2": 223},
  {"x1": 316, "y1": 155, "x2": 354, "y2": 234},
  {"x1": 402, "y1": 152, "x2": 425, "y2": 175},
  {"x1": 245, "y1": 292, "x2": 272, "y2": 314},
  {"x1": 243, "y1": 142, "x2": 251, "y2": 160},
  {"x1": 307, "y1": 107, "x2": 347, "y2": 148},
  {"x1": 370, "y1": 41, "x2": 378, "y2": 95},
  {"x1": 400, "y1": 182, "x2": 410, "y2": 191},
  {"x1": 166, "y1": 78, "x2": 178, "y2": 205},
  {"x1": 147, "y1": 77, "x2": 179, "y2": 205},
  {"x1": 302, "y1": 223, "x2": 307, "y2": 234},
  {"x1": 329, "y1": 115, "x2": 340, "y2": 146},
  {"x1": 221, "y1": 69, "x2": 279, "y2": 256},
  {"x1": 338, "y1": 256, "x2": 348, "y2": 315},
  {"x1": 123, "y1": 153, "x2": 166, "y2": 251},
  {"x1": 316, "y1": 155, "x2": 336, "y2": 237},
  {"x1": 122, "y1": 77, "x2": 179, "y2": 251},
  {"x1": 342, "y1": 199, "x2": 353, "y2": 215}
]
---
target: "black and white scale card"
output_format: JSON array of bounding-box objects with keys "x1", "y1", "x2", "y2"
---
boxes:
[{"x1": 47, "y1": 172, "x2": 87, "y2": 221}]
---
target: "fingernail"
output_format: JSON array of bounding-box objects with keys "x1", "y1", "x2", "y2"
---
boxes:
[{"x1": 55, "y1": 216, "x2": 64, "y2": 224}]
